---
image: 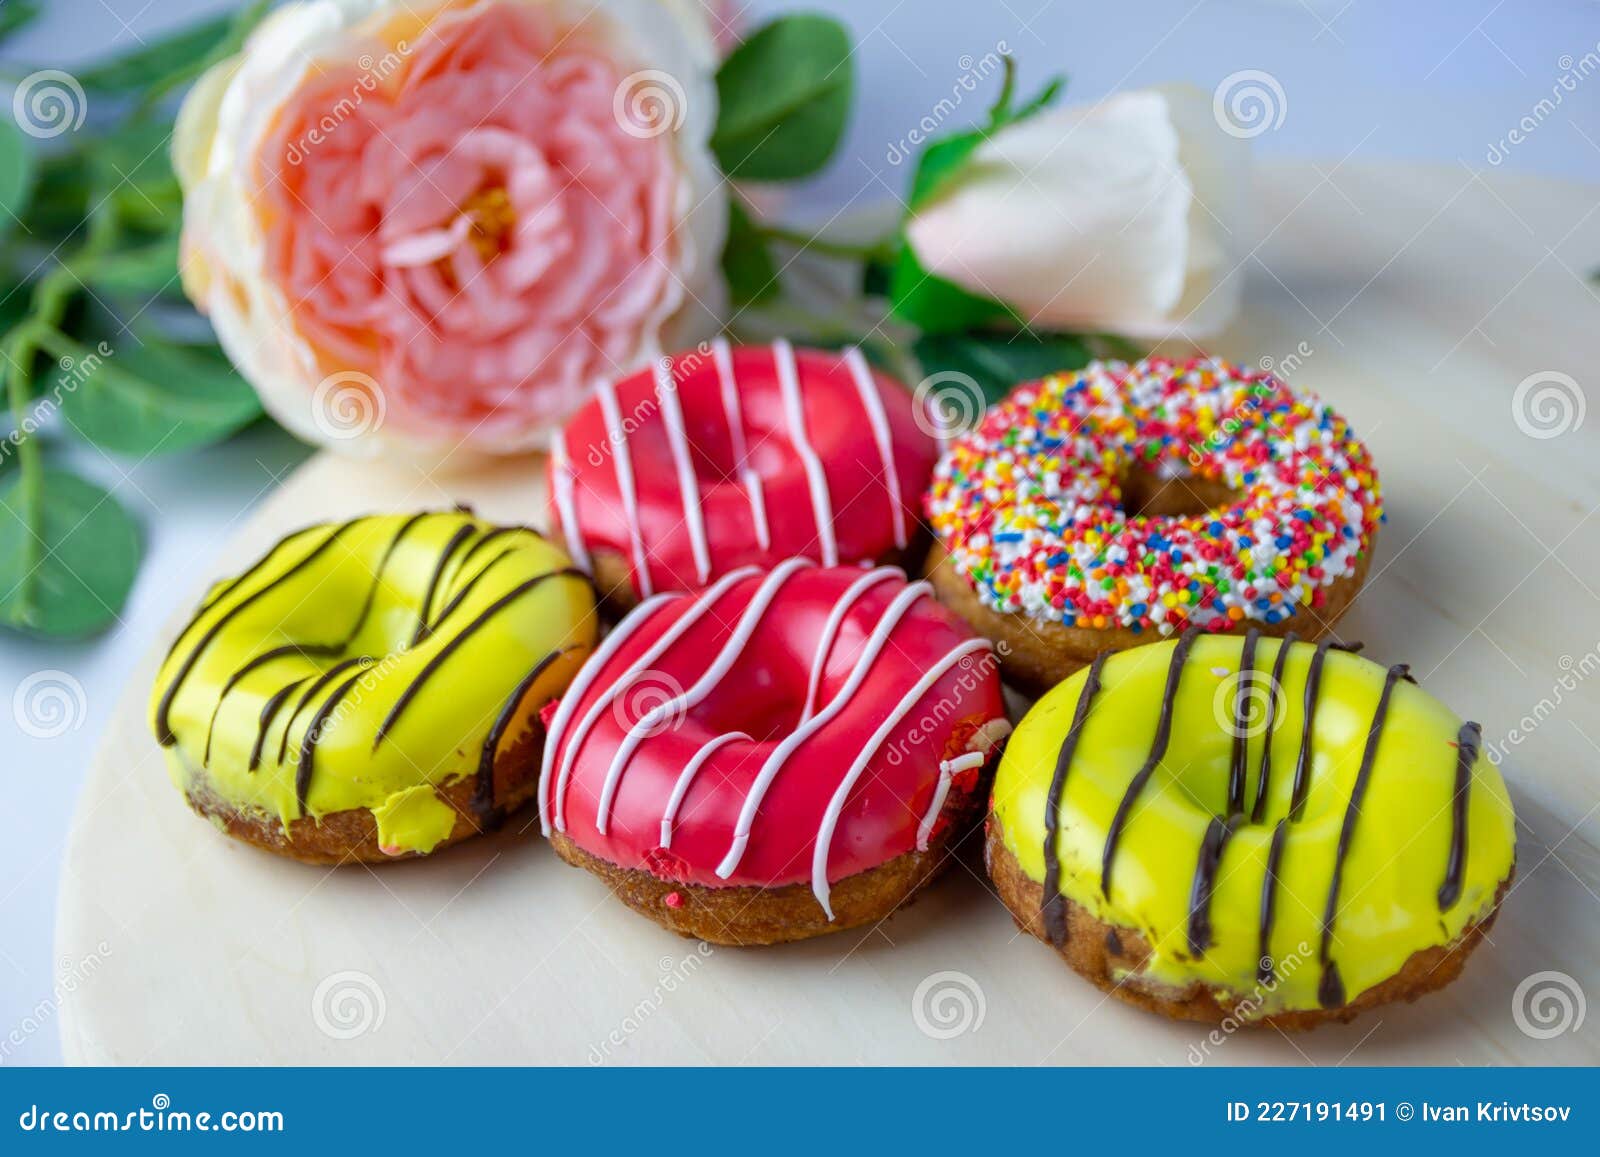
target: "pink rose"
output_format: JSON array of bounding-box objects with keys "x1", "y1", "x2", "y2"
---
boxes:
[{"x1": 175, "y1": 0, "x2": 725, "y2": 455}]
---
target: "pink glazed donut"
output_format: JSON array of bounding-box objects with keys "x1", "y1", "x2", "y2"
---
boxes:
[
  {"x1": 538, "y1": 563, "x2": 1010, "y2": 944},
  {"x1": 548, "y1": 340, "x2": 938, "y2": 607}
]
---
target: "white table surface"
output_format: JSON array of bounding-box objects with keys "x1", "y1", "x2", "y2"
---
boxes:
[{"x1": 4, "y1": 0, "x2": 1600, "y2": 1065}]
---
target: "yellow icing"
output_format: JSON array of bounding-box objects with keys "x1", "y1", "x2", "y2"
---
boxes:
[
  {"x1": 151, "y1": 512, "x2": 597, "y2": 838},
  {"x1": 993, "y1": 634, "x2": 1517, "y2": 1015},
  {"x1": 373, "y1": 785, "x2": 459, "y2": 856}
]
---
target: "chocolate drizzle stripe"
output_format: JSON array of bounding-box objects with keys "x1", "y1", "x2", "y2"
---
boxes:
[
  {"x1": 1101, "y1": 628, "x2": 1201, "y2": 896},
  {"x1": 1249, "y1": 631, "x2": 1297, "y2": 822},
  {"x1": 1228, "y1": 629, "x2": 1259, "y2": 815},
  {"x1": 1288, "y1": 640, "x2": 1336, "y2": 821},
  {"x1": 1187, "y1": 814, "x2": 1237, "y2": 955},
  {"x1": 455, "y1": 525, "x2": 521, "y2": 571},
  {"x1": 473, "y1": 645, "x2": 584, "y2": 822},
  {"x1": 411, "y1": 525, "x2": 475, "y2": 646},
  {"x1": 374, "y1": 569, "x2": 588, "y2": 752},
  {"x1": 275, "y1": 656, "x2": 370, "y2": 766},
  {"x1": 203, "y1": 644, "x2": 336, "y2": 766},
  {"x1": 1317, "y1": 663, "x2": 1410, "y2": 1008},
  {"x1": 418, "y1": 547, "x2": 517, "y2": 645},
  {"x1": 250, "y1": 677, "x2": 308, "y2": 772},
  {"x1": 186, "y1": 525, "x2": 320, "y2": 625},
  {"x1": 1256, "y1": 818, "x2": 1288, "y2": 983},
  {"x1": 1041, "y1": 651, "x2": 1108, "y2": 946},
  {"x1": 296, "y1": 668, "x2": 372, "y2": 814},
  {"x1": 1437, "y1": 720, "x2": 1481, "y2": 912},
  {"x1": 198, "y1": 515, "x2": 431, "y2": 764},
  {"x1": 155, "y1": 523, "x2": 354, "y2": 746}
]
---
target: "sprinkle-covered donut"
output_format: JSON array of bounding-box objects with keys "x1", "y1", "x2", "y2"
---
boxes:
[
  {"x1": 925, "y1": 356, "x2": 1383, "y2": 691},
  {"x1": 550, "y1": 339, "x2": 939, "y2": 608},
  {"x1": 540, "y1": 563, "x2": 1010, "y2": 944},
  {"x1": 988, "y1": 630, "x2": 1515, "y2": 1027},
  {"x1": 151, "y1": 512, "x2": 596, "y2": 863}
]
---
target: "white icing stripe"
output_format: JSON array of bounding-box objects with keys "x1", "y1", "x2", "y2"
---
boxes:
[
  {"x1": 549, "y1": 430, "x2": 591, "y2": 573},
  {"x1": 715, "y1": 580, "x2": 933, "y2": 879},
  {"x1": 915, "y1": 751, "x2": 990, "y2": 851},
  {"x1": 712, "y1": 337, "x2": 771, "y2": 551},
  {"x1": 550, "y1": 566, "x2": 762, "y2": 832},
  {"x1": 661, "y1": 731, "x2": 750, "y2": 848},
  {"x1": 800, "y1": 566, "x2": 902, "y2": 721},
  {"x1": 844, "y1": 346, "x2": 908, "y2": 550},
  {"x1": 813, "y1": 638, "x2": 993, "y2": 917},
  {"x1": 594, "y1": 560, "x2": 807, "y2": 834},
  {"x1": 916, "y1": 770, "x2": 955, "y2": 853},
  {"x1": 596, "y1": 378, "x2": 653, "y2": 598},
  {"x1": 772, "y1": 338, "x2": 838, "y2": 566},
  {"x1": 538, "y1": 592, "x2": 679, "y2": 836},
  {"x1": 654, "y1": 358, "x2": 712, "y2": 584}
]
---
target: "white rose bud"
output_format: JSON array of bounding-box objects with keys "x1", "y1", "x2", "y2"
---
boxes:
[{"x1": 904, "y1": 86, "x2": 1250, "y2": 339}]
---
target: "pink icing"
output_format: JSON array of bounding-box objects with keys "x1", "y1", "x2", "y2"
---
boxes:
[
  {"x1": 542, "y1": 566, "x2": 1006, "y2": 904},
  {"x1": 548, "y1": 341, "x2": 940, "y2": 597}
]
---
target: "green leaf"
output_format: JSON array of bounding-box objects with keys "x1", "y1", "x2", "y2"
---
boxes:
[
  {"x1": 92, "y1": 120, "x2": 182, "y2": 233},
  {"x1": 913, "y1": 330, "x2": 1091, "y2": 404},
  {"x1": 712, "y1": 14, "x2": 853, "y2": 181},
  {"x1": 0, "y1": 2, "x2": 41, "y2": 47},
  {"x1": 0, "y1": 117, "x2": 36, "y2": 242},
  {"x1": 81, "y1": 235, "x2": 184, "y2": 299},
  {"x1": 42, "y1": 329, "x2": 262, "y2": 456},
  {"x1": 888, "y1": 244, "x2": 1011, "y2": 335},
  {"x1": 722, "y1": 201, "x2": 779, "y2": 306},
  {"x1": 16, "y1": 149, "x2": 91, "y2": 238},
  {"x1": 0, "y1": 466, "x2": 142, "y2": 637}
]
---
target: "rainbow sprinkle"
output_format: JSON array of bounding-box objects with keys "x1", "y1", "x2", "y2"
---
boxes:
[{"x1": 924, "y1": 357, "x2": 1383, "y2": 635}]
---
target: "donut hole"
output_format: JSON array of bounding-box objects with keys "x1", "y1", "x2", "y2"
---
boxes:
[
  {"x1": 692, "y1": 671, "x2": 807, "y2": 745},
  {"x1": 1121, "y1": 464, "x2": 1241, "y2": 520}
]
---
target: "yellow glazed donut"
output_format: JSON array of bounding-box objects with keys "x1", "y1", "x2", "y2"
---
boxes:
[
  {"x1": 987, "y1": 629, "x2": 1516, "y2": 1028},
  {"x1": 150, "y1": 511, "x2": 597, "y2": 863}
]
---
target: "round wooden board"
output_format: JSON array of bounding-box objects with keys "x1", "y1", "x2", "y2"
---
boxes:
[{"x1": 57, "y1": 161, "x2": 1600, "y2": 1065}]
